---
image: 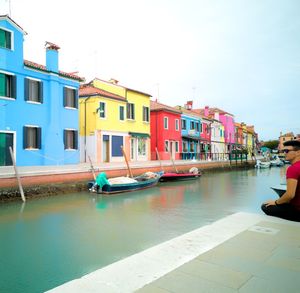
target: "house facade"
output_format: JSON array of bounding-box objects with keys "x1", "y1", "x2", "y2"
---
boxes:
[
  {"x1": 0, "y1": 15, "x2": 82, "y2": 167},
  {"x1": 79, "y1": 78, "x2": 151, "y2": 162},
  {"x1": 150, "y1": 100, "x2": 181, "y2": 160}
]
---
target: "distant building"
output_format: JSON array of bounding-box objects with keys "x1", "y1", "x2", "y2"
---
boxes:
[
  {"x1": 150, "y1": 100, "x2": 182, "y2": 160},
  {"x1": 278, "y1": 132, "x2": 299, "y2": 151},
  {"x1": 0, "y1": 15, "x2": 82, "y2": 166}
]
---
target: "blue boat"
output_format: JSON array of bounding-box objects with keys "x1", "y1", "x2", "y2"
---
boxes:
[{"x1": 88, "y1": 172, "x2": 163, "y2": 195}]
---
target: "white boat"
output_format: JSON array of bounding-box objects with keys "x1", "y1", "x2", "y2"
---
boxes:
[
  {"x1": 255, "y1": 160, "x2": 271, "y2": 169},
  {"x1": 270, "y1": 158, "x2": 284, "y2": 167}
]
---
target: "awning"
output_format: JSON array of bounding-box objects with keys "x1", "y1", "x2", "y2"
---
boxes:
[
  {"x1": 182, "y1": 135, "x2": 200, "y2": 141},
  {"x1": 129, "y1": 132, "x2": 150, "y2": 138}
]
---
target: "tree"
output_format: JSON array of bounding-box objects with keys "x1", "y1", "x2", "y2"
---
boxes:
[{"x1": 263, "y1": 140, "x2": 279, "y2": 150}]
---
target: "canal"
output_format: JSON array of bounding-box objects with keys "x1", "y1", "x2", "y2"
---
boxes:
[{"x1": 0, "y1": 166, "x2": 286, "y2": 293}]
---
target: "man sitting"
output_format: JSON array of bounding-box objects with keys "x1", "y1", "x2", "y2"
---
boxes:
[{"x1": 261, "y1": 140, "x2": 300, "y2": 222}]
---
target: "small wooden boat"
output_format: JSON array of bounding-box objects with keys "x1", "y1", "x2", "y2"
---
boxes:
[
  {"x1": 159, "y1": 168, "x2": 202, "y2": 182},
  {"x1": 271, "y1": 185, "x2": 286, "y2": 197},
  {"x1": 88, "y1": 172, "x2": 163, "y2": 195}
]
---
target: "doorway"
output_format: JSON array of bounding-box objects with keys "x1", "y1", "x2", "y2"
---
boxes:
[
  {"x1": 0, "y1": 132, "x2": 13, "y2": 166},
  {"x1": 102, "y1": 135, "x2": 110, "y2": 162}
]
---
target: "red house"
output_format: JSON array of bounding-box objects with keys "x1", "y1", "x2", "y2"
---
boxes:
[{"x1": 150, "y1": 100, "x2": 182, "y2": 160}]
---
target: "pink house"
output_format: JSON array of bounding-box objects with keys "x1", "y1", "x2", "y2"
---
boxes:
[{"x1": 194, "y1": 106, "x2": 235, "y2": 152}]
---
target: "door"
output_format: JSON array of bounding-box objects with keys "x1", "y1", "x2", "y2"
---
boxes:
[
  {"x1": 130, "y1": 138, "x2": 136, "y2": 160},
  {"x1": 102, "y1": 135, "x2": 109, "y2": 162},
  {"x1": 0, "y1": 132, "x2": 13, "y2": 166},
  {"x1": 169, "y1": 141, "x2": 175, "y2": 160}
]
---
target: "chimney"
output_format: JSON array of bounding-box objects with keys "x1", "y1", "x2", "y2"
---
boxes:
[
  {"x1": 109, "y1": 78, "x2": 119, "y2": 85},
  {"x1": 45, "y1": 41, "x2": 60, "y2": 73},
  {"x1": 204, "y1": 106, "x2": 209, "y2": 117},
  {"x1": 184, "y1": 100, "x2": 193, "y2": 110},
  {"x1": 214, "y1": 110, "x2": 219, "y2": 121}
]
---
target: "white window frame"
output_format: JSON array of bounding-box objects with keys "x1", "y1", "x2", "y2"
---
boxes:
[
  {"x1": 25, "y1": 77, "x2": 42, "y2": 104},
  {"x1": 175, "y1": 141, "x2": 179, "y2": 153},
  {"x1": 164, "y1": 117, "x2": 168, "y2": 129},
  {"x1": 99, "y1": 101, "x2": 106, "y2": 119},
  {"x1": 64, "y1": 128, "x2": 77, "y2": 151},
  {"x1": 0, "y1": 27, "x2": 14, "y2": 50},
  {"x1": 64, "y1": 86, "x2": 77, "y2": 109},
  {"x1": 0, "y1": 70, "x2": 15, "y2": 100},
  {"x1": 24, "y1": 124, "x2": 41, "y2": 150},
  {"x1": 119, "y1": 105, "x2": 125, "y2": 121},
  {"x1": 175, "y1": 119, "x2": 179, "y2": 131},
  {"x1": 165, "y1": 140, "x2": 169, "y2": 152}
]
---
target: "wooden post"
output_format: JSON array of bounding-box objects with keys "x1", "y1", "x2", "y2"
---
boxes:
[
  {"x1": 168, "y1": 146, "x2": 178, "y2": 173},
  {"x1": 9, "y1": 147, "x2": 25, "y2": 202},
  {"x1": 121, "y1": 146, "x2": 133, "y2": 178},
  {"x1": 88, "y1": 155, "x2": 96, "y2": 180},
  {"x1": 155, "y1": 147, "x2": 164, "y2": 172}
]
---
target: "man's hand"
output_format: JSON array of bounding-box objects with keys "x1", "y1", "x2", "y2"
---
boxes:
[{"x1": 264, "y1": 199, "x2": 276, "y2": 207}]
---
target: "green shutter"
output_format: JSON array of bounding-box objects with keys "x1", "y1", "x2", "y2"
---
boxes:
[
  {"x1": 5, "y1": 31, "x2": 11, "y2": 49},
  {"x1": 39, "y1": 81, "x2": 43, "y2": 103},
  {"x1": 11, "y1": 75, "x2": 16, "y2": 99},
  {"x1": 24, "y1": 78, "x2": 29, "y2": 101},
  {"x1": 0, "y1": 29, "x2": 5, "y2": 48},
  {"x1": 0, "y1": 73, "x2": 5, "y2": 97}
]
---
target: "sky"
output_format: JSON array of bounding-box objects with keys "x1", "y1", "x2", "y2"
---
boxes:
[{"x1": 1, "y1": 0, "x2": 300, "y2": 141}]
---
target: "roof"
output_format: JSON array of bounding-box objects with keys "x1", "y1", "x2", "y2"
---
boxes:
[
  {"x1": 79, "y1": 85, "x2": 126, "y2": 101},
  {"x1": 194, "y1": 107, "x2": 234, "y2": 117},
  {"x1": 92, "y1": 78, "x2": 152, "y2": 97},
  {"x1": 150, "y1": 100, "x2": 181, "y2": 114},
  {"x1": 175, "y1": 106, "x2": 213, "y2": 121},
  {"x1": 24, "y1": 60, "x2": 84, "y2": 82},
  {"x1": 0, "y1": 15, "x2": 27, "y2": 35}
]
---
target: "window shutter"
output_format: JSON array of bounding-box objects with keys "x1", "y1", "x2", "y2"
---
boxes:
[
  {"x1": 74, "y1": 89, "x2": 78, "y2": 109},
  {"x1": 6, "y1": 31, "x2": 11, "y2": 49},
  {"x1": 37, "y1": 127, "x2": 42, "y2": 149},
  {"x1": 132, "y1": 104, "x2": 135, "y2": 120},
  {"x1": 11, "y1": 75, "x2": 17, "y2": 99},
  {"x1": 39, "y1": 81, "x2": 43, "y2": 103},
  {"x1": 63, "y1": 87, "x2": 67, "y2": 107},
  {"x1": 24, "y1": 78, "x2": 29, "y2": 101},
  {"x1": 126, "y1": 103, "x2": 130, "y2": 119},
  {"x1": 63, "y1": 130, "x2": 67, "y2": 149},
  {"x1": 23, "y1": 126, "x2": 27, "y2": 149},
  {"x1": 74, "y1": 130, "x2": 78, "y2": 150}
]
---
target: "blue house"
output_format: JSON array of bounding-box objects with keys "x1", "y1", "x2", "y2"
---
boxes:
[
  {"x1": 0, "y1": 15, "x2": 83, "y2": 166},
  {"x1": 176, "y1": 105, "x2": 202, "y2": 160}
]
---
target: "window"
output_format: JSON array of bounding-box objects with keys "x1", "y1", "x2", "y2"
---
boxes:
[
  {"x1": 175, "y1": 141, "x2": 179, "y2": 152},
  {"x1": 119, "y1": 106, "x2": 124, "y2": 121},
  {"x1": 0, "y1": 28, "x2": 11, "y2": 49},
  {"x1": 200, "y1": 123, "x2": 203, "y2": 133},
  {"x1": 143, "y1": 106, "x2": 149, "y2": 122},
  {"x1": 138, "y1": 138, "x2": 146, "y2": 156},
  {"x1": 98, "y1": 102, "x2": 106, "y2": 118},
  {"x1": 165, "y1": 140, "x2": 169, "y2": 152},
  {"x1": 190, "y1": 121, "x2": 195, "y2": 130},
  {"x1": 181, "y1": 119, "x2": 186, "y2": 130},
  {"x1": 164, "y1": 117, "x2": 168, "y2": 129},
  {"x1": 175, "y1": 119, "x2": 179, "y2": 131},
  {"x1": 127, "y1": 103, "x2": 135, "y2": 119},
  {"x1": 24, "y1": 78, "x2": 43, "y2": 103},
  {"x1": 63, "y1": 87, "x2": 78, "y2": 108},
  {"x1": 190, "y1": 142, "x2": 195, "y2": 152},
  {"x1": 23, "y1": 126, "x2": 41, "y2": 149},
  {"x1": 64, "y1": 129, "x2": 78, "y2": 150},
  {"x1": 196, "y1": 122, "x2": 199, "y2": 132},
  {"x1": 0, "y1": 72, "x2": 16, "y2": 99},
  {"x1": 182, "y1": 141, "x2": 188, "y2": 152}
]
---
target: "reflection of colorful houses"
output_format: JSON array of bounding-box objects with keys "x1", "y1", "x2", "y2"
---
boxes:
[
  {"x1": 79, "y1": 78, "x2": 151, "y2": 162},
  {"x1": 150, "y1": 100, "x2": 181, "y2": 160},
  {"x1": 175, "y1": 102, "x2": 202, "y2": 160},
  {"x1": 0, "y1": 15, "x2": 82, "y2": 167},
  {"x1": 195, "y1": 106, "x2": 235, "y2": 153}
]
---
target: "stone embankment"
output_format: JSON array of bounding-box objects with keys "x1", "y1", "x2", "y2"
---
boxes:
[{"x1": 0, "y1": 160, "x2": 254, "y2": 202}]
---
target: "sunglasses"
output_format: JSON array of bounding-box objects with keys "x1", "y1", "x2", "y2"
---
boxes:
[{"x1": 282, "y1": 149, "x2": 292, "y2": 154}]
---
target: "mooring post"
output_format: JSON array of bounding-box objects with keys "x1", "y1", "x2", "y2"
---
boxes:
[{"x1": 9, "y1": 147, "x2": 26, "y2": 202}]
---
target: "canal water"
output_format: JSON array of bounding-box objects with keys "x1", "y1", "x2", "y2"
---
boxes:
[{"x1": 0, "y1": 166, "x2": 286, "y2": 293}]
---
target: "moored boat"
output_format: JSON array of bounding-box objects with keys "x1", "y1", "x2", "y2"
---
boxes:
[
  {"x1": 255, "y1": 160, "x2": 271, "y2": 169},
  {"x1": 88, "y1": 171, "x2": 163, "y2": 195},
  {"x1": 159, "y1": 168, "x2": 201, "y2": 182}
]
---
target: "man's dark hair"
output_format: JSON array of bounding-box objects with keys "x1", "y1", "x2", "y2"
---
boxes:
[{"x1": 283, "y1": 140, "x2": 300, "y2": 150}]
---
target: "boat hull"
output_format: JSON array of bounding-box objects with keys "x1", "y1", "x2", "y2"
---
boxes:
[{"x1": 159, "y1": 172, "x2": 201, "y2": 182}]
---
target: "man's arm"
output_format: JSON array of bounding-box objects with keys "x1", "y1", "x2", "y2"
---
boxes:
[{"x1": 265, "y1": 178, "x2": 297, "y2": 206}]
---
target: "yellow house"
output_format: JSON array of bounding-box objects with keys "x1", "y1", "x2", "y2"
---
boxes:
[{"x1": 79, "y1": 78, "x2": 151, "y2": 163}]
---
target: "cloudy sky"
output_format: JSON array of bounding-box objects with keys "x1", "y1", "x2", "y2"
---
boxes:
[{"x1": 2, "y1": 0, "x2": 300, "y2": 140}]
